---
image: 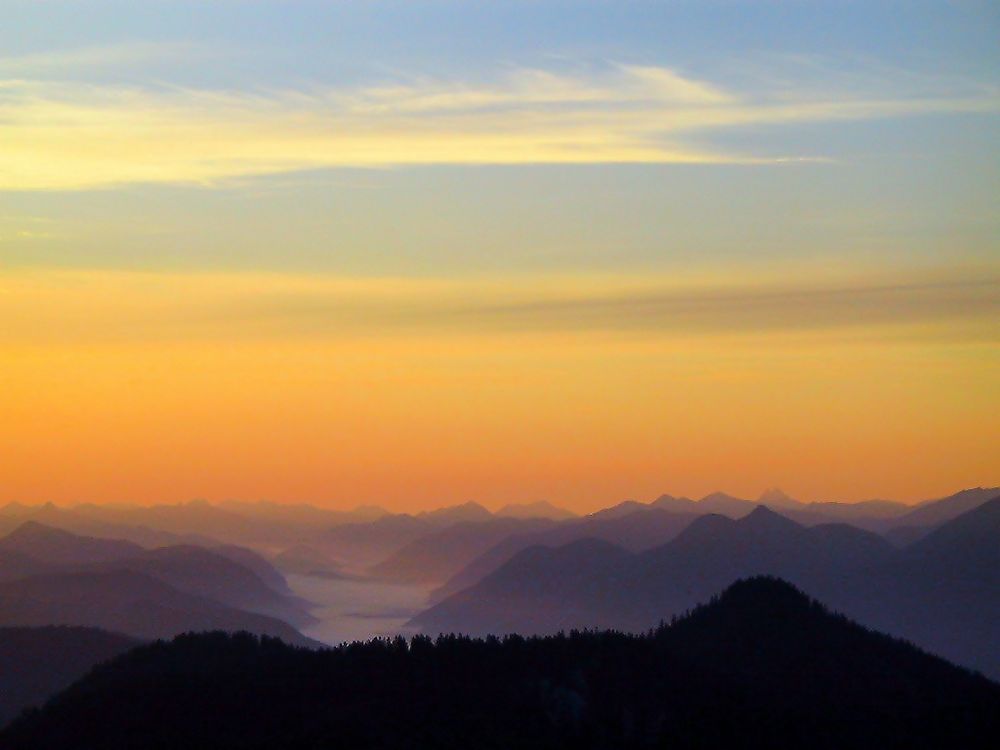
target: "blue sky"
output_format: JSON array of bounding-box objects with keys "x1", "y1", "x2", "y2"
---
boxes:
[{"x1": 2, "y1": 0, "x2": 997, "y2": 275}]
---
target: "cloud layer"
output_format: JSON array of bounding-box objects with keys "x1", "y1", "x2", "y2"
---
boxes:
[
  {"x1": 4, "y1": 269, "x2": 996, "y2": 344},
  {"x1": 2, "y1": 61, "x2": 997, "y2": 190}
]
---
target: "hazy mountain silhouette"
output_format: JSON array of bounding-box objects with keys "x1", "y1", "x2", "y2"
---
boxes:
[
  {"x1": 321, "y1": 502, "x2": 495, "y2": 569},
  {"x1": 0, "y1": 509, "x2": 301, "y2": 585},
  {"x1": 0, "y1": 503, "x2": 216, "y2": 548},
  {"x1": 0, "y1": 521, "x2": 144, "y2": 565},
  {"x1": 321, "y1": 513, "x2": 435, "y2": 569},
  {"x1": 218, "y1": 500, "x2": 387, "y2": 526},
  {"x1": 83, "y1": 545, "x2": 315, "y2": 628},
  {"x1": 271, "y1": 544, "x2": 350, "y2": 578},
  {"x1": 430, "y1": 507, "x2": 700, "y2": 603},
  {"x1": 0, "y1": 570, "x2": 318, "y2": 647},
  {"x1": 76, "y1": 499, "x2": 302, "y2": 546},
  {"x1": 0, "y1": 626, "x2": 138, "y2": 727},
  {"x1": 755, "y1": 486, "x2": 799, "y2": 506},
  {"x1": 881, "y1": 486, "x2": 1000, "y2": 544},
  {"x1": 826, "y1": 495, "x2": 1000, "y2": 678},
  {"x1": 417, "y1": 501, "x2": 494, "y2": 524},
  {"x1": 0, "y1": 523, "x2": 312, "y2": 629},
  {"x1": 414, "y1": 505, "x2": 893, "y2": 638},
  {"x1": 210, "y1": 544, "x2": 293, "y2": 596},
  {"x1": 906, "y1": 495, "x2": 1000, "y2": 572},
  {"x1": 0, "y1": 550, "x2": 51, "y2": 583},
  {"x1": 4, "y1": 578, "x2": 997, "y2": 749},
  {"x1": 368, "y1": 517, "x2": 557, "y2": 583},
  {"x1": 899, "y1": 486, "x2": 1000, "y2": 527}
]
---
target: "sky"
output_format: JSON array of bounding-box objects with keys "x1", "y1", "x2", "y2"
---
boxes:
[{"x1": 1, "y1": 1, "x2": 998, "y2": 510}]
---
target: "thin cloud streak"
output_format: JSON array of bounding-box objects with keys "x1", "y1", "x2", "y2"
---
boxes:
[
  {"x1": 3, "y1": 270, "x2": 997, "y2": 344},
  {"x1": 0, "y1": 41, "x2": 219, "y2": 75},
  {"x1": 1, "y1": 63, "x2": 997, "y2": 190}
]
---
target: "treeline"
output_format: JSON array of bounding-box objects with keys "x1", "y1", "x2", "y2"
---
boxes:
[{"x1": 3, "y1": 578, "x2": 998, "y2": 749}]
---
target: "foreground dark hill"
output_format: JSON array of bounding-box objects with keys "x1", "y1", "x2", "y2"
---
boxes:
[
  {"x1": 0, "y1": 627, "x2": 138, "y2": 727},
  {"x1": 4, "y1": 578, "x2": 997, "y2": 750}
]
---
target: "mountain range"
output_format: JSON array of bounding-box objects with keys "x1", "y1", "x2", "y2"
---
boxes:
[
  {"x1": 412, "y1": 497, "x2": 1000, "y2": 678},
  {"x1": 0, "y1": 522, "x2": 318, "y2": 647}
]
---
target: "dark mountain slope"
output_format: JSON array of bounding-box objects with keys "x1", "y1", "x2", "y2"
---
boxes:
[
  {"x1": 0, "y1": 524, "x2": 309, "y2": 626},
  {"x1": 0, "y1": 522, "x2": 143, "y2": 565},
  {"x1": 905, "y1": 494, "x2": 1000, "y2": 576},
  {"x1": 0, "y1": 627, "x2": 138, "y2": 727},
  {"x1": 883, "y1": 486, "x2": 1000, "y2": 543},
  {"x1": 425, "y1": 539, "x2": 635, "y2": 635},
  {"x1": 898, "y1": 486, "x2": 1000, "y2": 528},
  {"x1": 417, "y1": 506, "x2": 894, "y2": 636},
  {"x1": 430, "y1": 507, "x2": 698, "y2": 602},
  {"x1": 0, "y1": 505, "x2": 216, "y2": 549},
  {"x1": 826, "y1": 496, "x2": 1000, "y2": 678},
  {"x1": 320, "y1": 503, "x2": 502, "y2": 571},
  {"x1": 0, "y1": 550, "x2": 50, "y2": 583},
  {"x1": 86, "y1": 545, "x2": 314, "y2": 627},
  {"x1": 210, "y1": 544, "x2": 293, "y2": 596},
  {"x1": 320, "y1": 514, "x2": 434, "y2": 569},
  {"x1": 3, "y1": 578, "x2": 997, "y2": 750}
]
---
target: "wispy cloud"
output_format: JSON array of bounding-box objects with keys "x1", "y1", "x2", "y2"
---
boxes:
[
  {"x1": 3, "y1": 269, "x2": 997, "y2": 344},
  {"x1": 0, "y1": 41, "x2": 218, "y2": 75},
  {"x1": 1, "y1": 62, "x2": 997, "y2": 190}
]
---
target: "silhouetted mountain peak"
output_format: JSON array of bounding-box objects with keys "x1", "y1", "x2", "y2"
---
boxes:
[
  {"x1": 908, "y1": 495, "x2": 1000, "y2": 564},
  {"x1": 696, "y1": 492, "x2": 756, "y2": 516},
  {"x1": 897, "y1": 486, "x2": 1000, "y2": 528},
  {"x1": 757, "y1": 487, "x2": 798, "y2": 507},
  {"x1": 590, "y1": 499, "x2": 647, "y2": 520},
  {"x1": 700, "y1": 491, "x2": 743, "y2": 503},
  {"x1": 6, "y1": 520, "x2": 80, "y2": 543},
  {"x1": 706, "y1": 576, "x2": 812, "y2": 615},
  {"x1": 739, "y1": 505, "x2": 802, "y2": 533},
  {"x1": 420, "y1": 501, "x2": 493, "y2": 523}
]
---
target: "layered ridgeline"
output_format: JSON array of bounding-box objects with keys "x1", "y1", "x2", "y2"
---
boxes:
[
  {"x1": 3, "y1": 578, "x2": 997, "y2": 749},
  {"x1": 1, "y1": 487, "x2": 993, "y2": 579},
  {"x1": 0, "y1": 523, "x2": 318, "y2": 647},
  {"x1": 413, "y1": 498, "x2": 1000, "y2": 679},
  {"x1": 363, "y1": 486, "x2": 998, "y2": 588}
]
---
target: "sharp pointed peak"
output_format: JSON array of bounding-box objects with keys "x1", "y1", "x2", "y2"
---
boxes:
[
  {"x1": 7, "y1": 519, "x2": 68, "y2": 537},
  {"x1": 757, "y1": 487, "x2": 797, "y2": 505},
  {"x1": 740, "y1": 504, "x2": 801, "y2": 530}
]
